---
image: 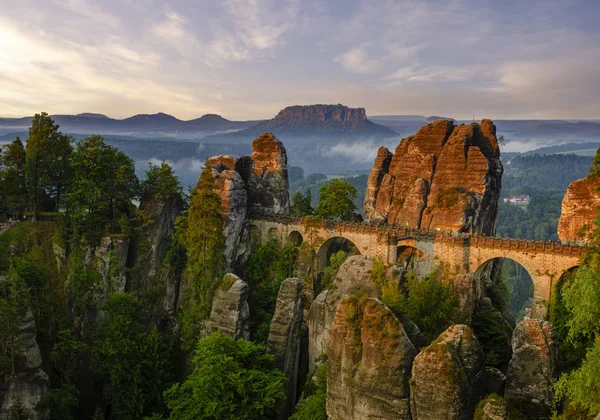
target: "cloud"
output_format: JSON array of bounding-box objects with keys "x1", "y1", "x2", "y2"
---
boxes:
[
  {"x1": 1, "y1": 0, "x2": 600, "y2": 120},
  {"x1": 323, "y1": 138, "x2": 399, "y2": 164},
  {"x1": 334, "y1": 47, "x2": 381, "y2": 74}
]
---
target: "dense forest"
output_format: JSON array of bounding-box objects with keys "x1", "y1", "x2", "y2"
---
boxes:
[{"x1": 0, "y1": 114, "x2": 598, "y2": 419}]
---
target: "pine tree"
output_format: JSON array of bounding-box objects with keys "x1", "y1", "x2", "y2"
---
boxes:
[{"x1": 186, "y1": 163, "x2": 225, "y2": 307}]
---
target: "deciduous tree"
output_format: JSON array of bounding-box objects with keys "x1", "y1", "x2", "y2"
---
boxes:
[{"x1": 316, "y1": 179, "x2": 357, "y2": 221}]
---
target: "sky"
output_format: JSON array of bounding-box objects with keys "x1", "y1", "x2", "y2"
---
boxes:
[{"x1": 1, "y1": 0, "x2": 600, "y2": 120}]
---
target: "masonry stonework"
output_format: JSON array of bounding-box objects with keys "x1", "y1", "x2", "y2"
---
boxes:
[{"x1": 250, "y1": 214, "x2": 582, "y2": 319}]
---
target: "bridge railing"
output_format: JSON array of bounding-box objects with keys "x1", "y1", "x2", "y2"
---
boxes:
[{"x1": 248, "y1": 211, "x2": 586, "y2": 256}]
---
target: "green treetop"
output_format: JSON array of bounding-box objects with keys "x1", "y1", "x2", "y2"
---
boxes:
[
  {"x1": 67, "y1": 135, "x2": 138, "y2": 240},
  {"x1": 25, "y1": 113, "x2": 73, "y2": 219},
  {"x1": 164, "y1": 332, "x2": 285, "y2": 420},
  {"x1": 291, "y1": 188, "x2": 314, "y2": 216},
  {"x1": 185, "y1": 163, "x2": 225, "y2": 314},
  {"x1": 140, "y1": 162, "x2": 182, "y2": 202},
  {"x1": 316, "y1": 178, "x2": 357, "y2": 221}
]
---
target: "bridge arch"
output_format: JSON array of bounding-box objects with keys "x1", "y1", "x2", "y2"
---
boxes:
[
  {"x1": 288, "y1": 230, "x2": 303, "y2": 246},
  {"x1": 317, "y1": 237, "x2": 361, "y2": 270},
  {"x1": 473, "y1": 257, "x2": 534, "y2": 320}
]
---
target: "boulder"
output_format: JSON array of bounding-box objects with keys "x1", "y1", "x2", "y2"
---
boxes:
[
  {"x1": 327, "y1": 295, "x2": 417, "y2": 420},
  {"x1": 558, "y1": 176, "x2": 600, "y2": 242},
  {"x1": 474, "y1": 394, "x2": 509, "y2": 420},
  {"x1": 0, "y1": 309, "x2": 49, "y2": 420},
  {"x1": 267, "y1": 278, "x2": 303, "y2": 419},
  {"x1": 365, "y1": 120, "x2": 502, "y2": 235},
  {"x1": 410, "y1": 324, "x2": 485, "y2": 420},
  {"x1": 505, "y1": 319, "x2": 560, "y2": 419},
  {"x1": 206, "y1": 274, "x2": 251, "y2": 340}
]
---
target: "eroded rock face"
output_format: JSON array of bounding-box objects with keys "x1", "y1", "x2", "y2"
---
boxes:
[
  {"x1": 327, "y1": 296, "x2": 417, "y2": 420},
  {"x1": 410, "y1": 324, "x2": 485, "y2": 420},
  {"x1": 365, "y1": 120, "x2": 502, "y2": 234},
  {"x1": 0, "y1": 309, "x2": 49, "y2": 420},
  {"x1": 267, "y1": 278, "x2": 303, "y2": 419},
  {"x1": 235, "y1": 132, "x2": 290, "y2": 215},
  {"x1": 206, "y1": 274, "x2": 251, "y2": 340},
  {"x1": 558, "y1": 176, "x2": 600, "y2": 242},
  {"x1": 307, "y1": 256, "x2": 383, "y2": 371},
  {"x1": 505, "y1": 319, "x2": 560, "y2": 419},
  {"x1": 133, "y1": 194, "x2": 184, "y2": 292},
  {"x1": 206, "y1": 134, "x2": 290, "y2": 269},
  {"x1": 208, "y1": 158, "x2": 248, "y2": 271}
]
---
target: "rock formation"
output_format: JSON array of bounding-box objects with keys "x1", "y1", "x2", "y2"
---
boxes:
[
  {"x1": 0, "y1": 309, "x2": 49, "y2": 420},
  {"x1": 235, "y1": 132, "x2": 290, "y2": 215},
  {"x1": 307, "y1": 256, "x2": 383, "y2": 371},
  {"x1": 505, "y1": 319, "x2": 560, "y2": 419},
  {"x1": 131, "y1": 193, "x2": 185, "y2": 293},
  {"x1": 327, "y1": 295, "x2": 417, "y2": 420},
  {"x1": 206, "y1": 134, "x2": 290, "y2": 269},
  {"x1": 267, "y1": 278, "x2": 303, "y2": 419},
  {"x1": 410, "y1": 324, "x2": 485, "y2": 420},
  {"x1": 208, "y1": 155, "x2": 248, "y2": 270},
  {"x1": 364, "y1": 119, "x2": 502, "y2": 234},
  {"x1": 206, "y1": 274, "x2": 251, "y2": 340},
  {"x1": 558, "y1": 175, "x2": 600, "y2": 242},
  {"x1": 228, "y1": 104, "x2": 397, "y2": 138},
  {"x1": 473, "y1": 394, "x2": 509, "y2": 420}
]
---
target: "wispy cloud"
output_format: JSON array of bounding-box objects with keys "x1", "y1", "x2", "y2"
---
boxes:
[{"x1": 334, "y1": 47, "x2": 382, "y2": 74}]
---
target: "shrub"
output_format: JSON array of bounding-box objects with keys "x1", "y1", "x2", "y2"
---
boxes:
[
  {"x1": 164, "y1": 332, "x2": 285, "y2": 420},
  {"x1": 381, "y1": 268, "x2": 458, "y2": 342}
]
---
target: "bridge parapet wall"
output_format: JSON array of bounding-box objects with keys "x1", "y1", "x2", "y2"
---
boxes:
[{"x1": 248, "y1": 214, "x2": 584, "y2": 319}]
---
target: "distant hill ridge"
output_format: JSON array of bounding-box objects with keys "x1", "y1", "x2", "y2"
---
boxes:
[{"x1": 0, "y1": 112, "x2": 259, "y2": 135}]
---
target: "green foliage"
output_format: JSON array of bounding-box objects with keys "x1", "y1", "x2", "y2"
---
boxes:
[
  {"x1": 291, "y1": 188, "x2": 314, "y2": 216},
  {"x1": 140, "y1": 162, "x2": 182, "y2": 201},
  {"x1": 471, "y1": 309, "x2": 511, "y2": 368},
  {"x1": 474, "y1": 394, "x2": 525, "y2": 420},
  {"x1": 553, "y1": 167, "x2": 600, "y2": 416},
  {"x1": 488, "y1": 269, "x2": 511, "y2": 313},
  {"x1": 0, "y1": 268, "x2": 30, "y2": 380},
  {"x1": 244, "y1": 238, "x2": 297, "y2": 343},
  {"x1": 291, "y1": 363, "x2": 327, "y2": 420},
  {"x1": 164, "y1": 332, "x2": 286, "y2": 420},
  {"x1": 40, "y1": 327, "x2": 87, "y2": 420},
  {"x1": 561, "y1": 266, "x2": 600, "y2": 343},
  {"x1": 92, "y1": 292, "x2": 172, "y2": 419},
  {"x1": 381, "y1": 269, "x2": 459, "y2": 342},
  {"x1": 316, "y1": 179, "x2": 357, "y2": 221},
  {"x1": 496, "y1": 192, "x2": 564, "y2": 241},
  {"x1": 370, "y1": 260, "x2": 387, "y2": 292},
  {"x1": 25, "y1": 113, "x2": 74, "y2": 219},
  {"x1": 0, "y1": 136, "x2": 27, "y2": 216},
  {"x1": 555, "y1": 337, "x2": 600, "y2": 416},
  {"x1": 321, "y1": 250, "x2": 348, "y2": 290},
  {"x1": 67, "y1": 135, "x2": 138, "y2": 242},
  {"x1": 502, "y1": 259, "x2": 534, "y2": 318},
  {"x1": 185, "y1": 163, "x2": 225, "y2": 319}
]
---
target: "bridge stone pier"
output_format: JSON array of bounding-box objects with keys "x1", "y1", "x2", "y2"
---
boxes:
[{"x1": 249, "y1": 213, "x2": 584, "y2": 319}]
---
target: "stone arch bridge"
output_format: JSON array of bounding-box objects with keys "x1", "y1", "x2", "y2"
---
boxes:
[{"x1": 249, "y1": 213, "x2": 584, "y2": 319}]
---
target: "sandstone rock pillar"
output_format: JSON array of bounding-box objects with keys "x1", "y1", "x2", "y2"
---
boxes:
[{"x1": 267, "y1": 278, "x2": 303, "y2": 419}]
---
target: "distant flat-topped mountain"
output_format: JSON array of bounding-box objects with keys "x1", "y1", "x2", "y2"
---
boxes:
[
  {"x1": 206, "y1": 104, "x2": 397, "y2": 142},
  {"x1": 0, "y1": 112, "x2": 259, "y2": 137}
]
